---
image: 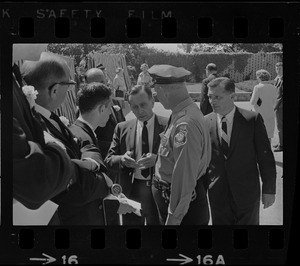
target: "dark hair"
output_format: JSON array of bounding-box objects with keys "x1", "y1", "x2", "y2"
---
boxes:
[
  {"x1": 23, "y1": 58, "x2": 66, "y2": 91},
  {"x1": 77, "y1": 82, "x2": 111, "y2": 114},
  {"x1": 129, "y1": 85, "x2": 153, "y2": 99},
  {"x1": 207, "y1": 77, "x2": 235, "y2": 93}
]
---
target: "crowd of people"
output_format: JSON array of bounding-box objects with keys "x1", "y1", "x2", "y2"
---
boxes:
[{"x1": 12, "y1": 44, "x2": 282, "y2": 226}]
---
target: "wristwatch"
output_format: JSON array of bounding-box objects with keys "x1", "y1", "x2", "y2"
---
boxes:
[{"x1": 110, "y1": 184, "x2": 122, "y2": 197}]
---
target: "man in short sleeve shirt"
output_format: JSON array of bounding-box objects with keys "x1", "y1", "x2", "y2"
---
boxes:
[{"x1": 149, "y1": 64, "x2": 212, "y2": 225}]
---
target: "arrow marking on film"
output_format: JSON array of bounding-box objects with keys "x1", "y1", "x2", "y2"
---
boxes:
[
  {"x1": 167, "y1": 254, "x2": 193, "y2": 265},
  {"x1": 30, "y1": 253, "x2": 56, "y2": 265}
]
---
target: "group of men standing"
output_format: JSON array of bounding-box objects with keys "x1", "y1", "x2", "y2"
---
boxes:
[{"x1": 12, "y1": 44, "x2": 279, "y2": 226}]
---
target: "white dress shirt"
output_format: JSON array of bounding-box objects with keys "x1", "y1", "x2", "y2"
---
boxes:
[
  {"x1": 133, "y1": 113, "x2": 155, "y2": 180},
  {"x1": 217, "y1": 106, "x2": 236, "y2": 146}
]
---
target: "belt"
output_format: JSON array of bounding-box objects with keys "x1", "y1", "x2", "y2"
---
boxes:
[{"x1": 133, "y1": 179, "x2": 152, "y2": 187}]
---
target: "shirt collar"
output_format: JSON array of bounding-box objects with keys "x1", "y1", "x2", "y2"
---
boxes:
[
  {"x1": 137, "y1": 113, "x2": 155, "y2": 128},
  {"x1": 217, "y1": 105, "x2": 236, "y2": 124},
  {"x1": 35, "y1": 104, "x2": 52, "y2": 120},
  {"x1": 172, "y1": 97, "x2": 193, "y2": 115}
]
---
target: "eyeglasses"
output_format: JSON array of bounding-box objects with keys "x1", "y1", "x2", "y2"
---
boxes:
[{"x1": 48, "y1": 81, "x2": 76, "y2": 91}]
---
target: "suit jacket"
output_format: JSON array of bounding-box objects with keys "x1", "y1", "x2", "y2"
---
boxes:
[
  {"x1": 200, "y1": 73, "x2": 217, "y2": 115},
  {"x1": 13, "y1": 71, "x2": 79, "y2": 212},
  {"x1": 95, "y1": 99, "x2": 125, "y2": 159},
  {"x1": 68, "y1": 119, "x2": 110, "y2": 225},
  {"x1": 204, "y1": 107, "x2": 276, "y2": 209},
  {"x1": 274, "y1": 76, "x2": 283, "y2": 110},
  {"x1": 40, "y1": 114, "x2": 109, "y2": 225},
  {"x1": 105, "y1": 115, "x2": 168, "y2": 196}
]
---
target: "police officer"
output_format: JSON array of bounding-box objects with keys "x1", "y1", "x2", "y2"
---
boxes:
[{"x1": 148, "y1": 65, "x2": 212, "y2": 225}]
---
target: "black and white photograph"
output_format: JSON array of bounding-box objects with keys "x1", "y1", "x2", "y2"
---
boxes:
[{"x1": 12, "y1": 43, "x2": 283, "y2": 226}]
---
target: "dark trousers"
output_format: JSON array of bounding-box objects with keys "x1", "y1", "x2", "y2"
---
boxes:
[
  {"x1": 275, "y1": 106, "x2": 283, "y2": 146},
  {"x1": 152, "y1": 178, "x2": 210, "y2": 225},
  {"x1": 209, "y1": 189, "x2": 259, "y2": 225},
  {"x1": 123, "y1": 179, "x2": 160, "y2": 225}
]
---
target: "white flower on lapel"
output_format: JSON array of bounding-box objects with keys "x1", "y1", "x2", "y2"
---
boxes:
[
  {"x1": 22, "y1": 85, "x2": 38, "y2": 109},
  {"x1": 113, "y1": 105, "x2": 121, "y2": 112},
  {"x1": 59, "y1": 116, "x2": 70, "y2": 127},
  {"x1": 73, "y1": 137, "x2": 78, "y2": 143}
]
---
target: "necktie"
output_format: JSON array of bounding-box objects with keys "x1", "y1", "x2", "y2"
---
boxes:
[
  {"x1": 141, "y1": 121, "x2": 150, "y2": 178},
  {"x1": 221, "y1": 116, "x2": 229, "y2": 158}
]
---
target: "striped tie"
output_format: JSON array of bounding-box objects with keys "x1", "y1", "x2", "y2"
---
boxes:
[{"x1": 221, "y1": 116, "x2": 229, "y2": 158}]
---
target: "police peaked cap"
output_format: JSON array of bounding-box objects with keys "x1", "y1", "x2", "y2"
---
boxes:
[{"x1": 148, "y1": 64, "x2": 191, "y2": 84}]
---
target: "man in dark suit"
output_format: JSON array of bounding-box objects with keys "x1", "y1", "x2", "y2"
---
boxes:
[
  {"x1": 84, "y1": 68, "x2": 126, "y2": 160},
  {"x1": 200, "y1": 63, "x2": 218, "y2": 115},
  {"x1": 105, "y1": 85, "x2": 168, "y2": 225},
  {"x1": 69, "y1": 82, "x2": 112, "y2": 152},
  {"x1": 13, "y1": 44, "x2": 82, "y2": 225},
  {"x1": 205, "y1": 77, "x2": 277, "y2": 225},
  {"x1": 273, "y1": 62, "x2": 283, "y2": 152},
  {"x1": 23, "y1": 57, "x2": 110, "y2": 225}
]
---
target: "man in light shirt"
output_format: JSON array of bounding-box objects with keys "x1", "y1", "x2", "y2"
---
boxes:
[
  {"x1": 205, "y1": 77, "x2": 277, "y2": 225},
  {"x1": 105, "y1": 85, "x2": 167, "y2": 225}
]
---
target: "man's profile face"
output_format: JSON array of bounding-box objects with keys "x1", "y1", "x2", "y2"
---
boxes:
[
  {"x1": 208, "y1": 84, "x2": 234, "y2": 115},
  {"x1": 129, "y1": 90, "x2": 154, "y2": 122},
  {"x1": 276, "y1": 65, "x2": 283, "y2": 77}
]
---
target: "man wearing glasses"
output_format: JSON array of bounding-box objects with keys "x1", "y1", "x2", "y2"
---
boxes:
[{"x1": 22, "y1": 56, "x2": 111, "y2": 225}]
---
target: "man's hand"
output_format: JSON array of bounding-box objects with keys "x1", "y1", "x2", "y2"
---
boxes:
[
  {"x1": 262, "y1": 193, "x2": 275, "y2": 209},
  {"x1": 120, "y1": 151, "x2": 139, "y2": 169},
  {"x1": 137, "y1": 153, "x2": 157, "y2": 169}
]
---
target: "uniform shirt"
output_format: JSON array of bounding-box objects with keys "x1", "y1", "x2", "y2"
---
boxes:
[
  {"x1": 155, "y1": 97, "x2": 211, "y2": 225},
  {"x1": 216, "y1": 106, "x2": 236, "y2": 146},
  {"x1": 134, "y1": 114, "x2": 155, "y2": 180},
  {"x1": 137, "y1": 71, "x2": 153, "y2": 87}
]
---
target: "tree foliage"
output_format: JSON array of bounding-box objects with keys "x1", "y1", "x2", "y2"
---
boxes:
[{"x1": 177, "y1": 43, "x2": 283, "y2": 53}]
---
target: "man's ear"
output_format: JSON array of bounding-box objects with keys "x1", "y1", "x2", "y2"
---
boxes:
[
  {"x1": 49, "y1": 85, "x2": 57, "y2": 99},
  {"x1": 98, "y1": 104, "x2": 104, "y2": 113}
]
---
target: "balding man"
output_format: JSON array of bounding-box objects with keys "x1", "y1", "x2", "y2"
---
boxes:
[
  {"x1": 13, "y1": 44, "x2": 80, "y2": 225},
  {"x1": 85, "y1": 68, "x2": 106, "y2": 84},
  {"x1": 149, "y1": 65, "x2": 211, "y2": 225},
  {"x1": 23, "y1": 57, "x2": 111, "y2": 225},
  {"x1": 85, "y1": 68, "x2": 126, "y2": 161}
]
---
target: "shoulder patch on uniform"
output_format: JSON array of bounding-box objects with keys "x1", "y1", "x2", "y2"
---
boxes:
[{"x1": 174, "y1": 123, "x2": 188, "y2": 147}]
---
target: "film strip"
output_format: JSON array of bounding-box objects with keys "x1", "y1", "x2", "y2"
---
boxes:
[{"x1": 1, "y1": 1, "x2": 299, "y2": 265}]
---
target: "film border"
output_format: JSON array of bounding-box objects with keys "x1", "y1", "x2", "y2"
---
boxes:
[{"x1": 0, "y1": 2, "x2": 299, "y2": 265}]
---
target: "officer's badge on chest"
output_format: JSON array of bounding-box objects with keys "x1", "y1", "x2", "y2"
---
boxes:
[{"x1": 174, "y1": 123, "x2": 188, "y2": 147}]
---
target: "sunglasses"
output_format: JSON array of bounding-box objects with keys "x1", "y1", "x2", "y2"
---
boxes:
[{"x1": 48, "y1": 80, "x2": 76, "y2": 91}]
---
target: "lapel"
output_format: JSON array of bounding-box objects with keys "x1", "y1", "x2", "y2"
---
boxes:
[
  {"x1": 227, "y1": 108, "x2": 243, "y2": 158},
  {"x1": 209, "y1": 113, "x2": 221, "y2": 148},
  {"x1": 74, "y1": 119, "x2": 98, "y2": 146},
  {"x1": 125, "y1": 119, "x2": 137, "y2": 159},
  {"x1": 41, "y1": 116, "x2": 80, "y2": 159}
]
